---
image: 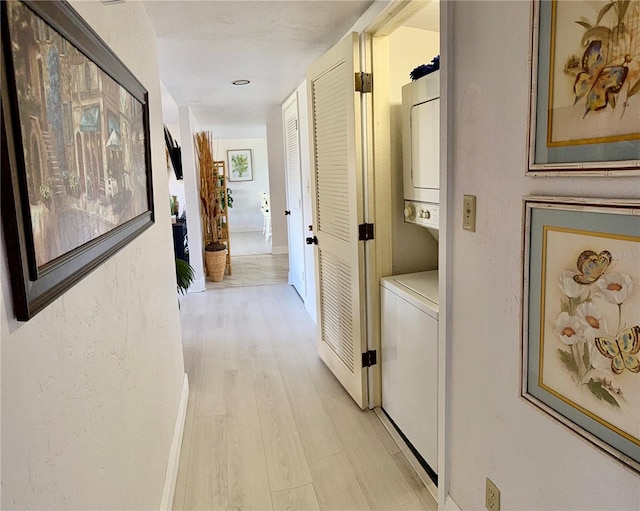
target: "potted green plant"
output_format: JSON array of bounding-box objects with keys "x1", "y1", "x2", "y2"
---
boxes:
[{"x1": 175, "y1": 257, "x2": 195, "y2": 294}]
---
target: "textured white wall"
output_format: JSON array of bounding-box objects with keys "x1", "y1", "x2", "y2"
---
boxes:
[
  {"x1": 388, "y1": 26, "x2": 440, "y2": 275},
  {"x1": 209, "y1": 125, "x2": 267, "y2": 139},
  {"x1": 161, "y1": 98, "x2": 187, "y2": 215},
  {"x1": 0, "y1": 1, "x2": 185, "y2": 508},
  {"x1": 448, "y1": 2, "x2": 640, "y2": 509},
  {"x1": 180, "y1": 106, "x2": 205, "y2": 292},
  {"x1": 162, "y1": 85, "x2": 185, "y2": 218},
  {"x1": 214, "y1": 138, "x2": 270, "y2": 233}
]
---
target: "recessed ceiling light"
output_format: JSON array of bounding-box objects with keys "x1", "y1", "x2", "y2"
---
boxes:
[{"x1": 232, "y1": 80, "x2": 251, "y2": 86}]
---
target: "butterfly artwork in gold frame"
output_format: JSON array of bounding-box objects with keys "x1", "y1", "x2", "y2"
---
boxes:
[
  {"x1": 522, "y1": 197, "x2": 640, "y2": 475},
  {"x1": 528, "y1": 0, "x2": 640, "y2": 174}
]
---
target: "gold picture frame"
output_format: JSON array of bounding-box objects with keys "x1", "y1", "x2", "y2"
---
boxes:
[
  {"x1": 522, "y1": 196, "x2": 640, "y2": 474},
  {"x1": 528, "y1": 0, "x2": 640, "y2": 174}
]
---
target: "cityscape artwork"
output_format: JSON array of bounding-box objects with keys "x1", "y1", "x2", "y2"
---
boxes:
[{"x1": 1, "y1": 0, "x2": 154, "y2": 320}]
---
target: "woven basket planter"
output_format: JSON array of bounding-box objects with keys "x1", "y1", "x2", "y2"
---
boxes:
[{"x1": 205, "y1": 249, "x2": 226, "y2": 282}]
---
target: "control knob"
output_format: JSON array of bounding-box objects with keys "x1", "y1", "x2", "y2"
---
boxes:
[{"x1": 404, "y1": 205, "x2": 415, "y2": 220}]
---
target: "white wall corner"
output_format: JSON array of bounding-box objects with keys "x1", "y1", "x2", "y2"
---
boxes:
[
  {"x1": 272, "y1": 245, "x2": 289, "y2": 255},
  {"x1": 188, "y1": 277, "x2": 206, "y2": 294},
  {"x1": 444, "y1": 494, "x2": 462, "y2": 511},
  {"x1": 179, "y1": 106, "x2": 205, "y2": 289},
  {"x1": 159, "y1": 374, "x2": 189, "y2": 511},
  {"x1": 304, "y1": 299, "x2": 317, "y2": 324}
]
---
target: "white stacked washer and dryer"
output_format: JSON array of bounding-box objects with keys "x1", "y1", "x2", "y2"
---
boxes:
[{"x1": 381, "y1": 70, "x2": 440, "y2": 481}]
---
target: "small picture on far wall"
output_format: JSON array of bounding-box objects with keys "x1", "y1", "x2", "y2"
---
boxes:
[{"x1": 227, "y1": 149, "x2": 253, "y2": 181}]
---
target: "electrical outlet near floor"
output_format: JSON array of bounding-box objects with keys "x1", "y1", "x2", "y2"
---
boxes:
[{"x1": 486, "y1": 477, "x2": 500, "y2": 511}]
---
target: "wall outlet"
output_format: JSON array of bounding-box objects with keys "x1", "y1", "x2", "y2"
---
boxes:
[
  {"x1": 486, "y1": 478, "x2": 500, "y2": 511},
  {"x1": 463, "y1": 194, "x2": 476, "y2": 232}
]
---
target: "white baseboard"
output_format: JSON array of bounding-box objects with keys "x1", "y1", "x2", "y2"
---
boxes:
[
  {"x1": 272, "y1": 245, "x2": 288, "y2": 255},
  {"x1": 160, "y1": 374, "x2": 189, "y2": 511},
  {"x1": 188, "y1": 277, "x2": 206, "y2": 293},
  {"x1": 445, "y1": 494, "x2": 462, "y2": 511}
]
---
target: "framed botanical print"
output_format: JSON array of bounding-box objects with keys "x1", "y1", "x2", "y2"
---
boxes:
[
  {"x1": 522, "y1": 196, "x2": 640, "y2": 473},
  {"x1": 227, "y1": 149, "x2": 253, "y2": 182},
  {"x1": 528, "y1": 0, "x2": 640, "y2": 174}
]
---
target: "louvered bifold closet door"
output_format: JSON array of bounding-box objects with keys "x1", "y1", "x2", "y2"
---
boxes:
[
  {"x1": 314, "y1": 65, "x2": 350, "y2": 243},
  {"x1": 307, "y1": 33, "x2": 367, "y2": 408},
  {"x1": 283, "y1": 97, "x2": 305, "y2": 297}
]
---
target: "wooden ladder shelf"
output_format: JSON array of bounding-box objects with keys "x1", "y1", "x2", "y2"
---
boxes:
[{"x1": 213, "y1": 161, "x2": 232, "y2": 276}]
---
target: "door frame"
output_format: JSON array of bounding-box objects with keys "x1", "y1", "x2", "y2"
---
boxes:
[{"x1": 361, "y1": 0, "x2": 452, "y2": 507}]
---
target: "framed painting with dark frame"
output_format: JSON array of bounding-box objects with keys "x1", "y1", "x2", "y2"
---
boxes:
[
  {"x1": 521, "y1": 196, "x2": 640, "y2": 474},
  {"x1": 528, "y1": 0, "x2": 640, "y2": 174},
  {"x1": 1, "y1": 0, "x2": 154, "y2": 321}
]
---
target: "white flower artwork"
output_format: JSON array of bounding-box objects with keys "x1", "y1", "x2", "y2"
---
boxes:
[
  {"x1": 523, "y1": 198, "x2": 640, "y2": 474},
  {"x1": 575, "y1": 301, "x2": 607, "y2": 342},
  {"x1": 554, "y1": 311, "x2": 584, "y2": 346},
  {"x1": 558, "y1": 270, "x2": 589, "y2": 299},
  {"x1": 542, "y1": 235, "x2": 640, "y2": 428},
  {"x1": 594, "y1": 272, "x2": 634, "y2": 305}
]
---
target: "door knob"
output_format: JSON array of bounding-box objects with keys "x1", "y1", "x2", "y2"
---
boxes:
[
  {"x1": 284, "y1": 210, "x2": 291, "y2": 215},
  {"x1": 306, "y1": 236, "x2": 318, "y2": 245}
]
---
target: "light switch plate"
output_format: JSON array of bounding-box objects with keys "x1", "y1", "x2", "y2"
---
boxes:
[{"x1": 463, "y1": 195, "x2": 476, "y2": 232}]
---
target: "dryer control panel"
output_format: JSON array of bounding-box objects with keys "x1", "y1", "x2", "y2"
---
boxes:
[{"x1": 403, "y1": 200, "x2": 439, "y2": 229}]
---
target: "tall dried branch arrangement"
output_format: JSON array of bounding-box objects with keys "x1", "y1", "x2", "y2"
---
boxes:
[{"x1": 194, "y1": 131, "x2": 219, "y2": 243}]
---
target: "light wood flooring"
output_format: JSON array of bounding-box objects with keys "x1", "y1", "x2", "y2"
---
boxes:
[
  {"x1": 173, "y1": 284, "x2": 437, "y2": 511},
  {"x1": 206, "y1": 254, "x2": 289, "y2": 289},
  {"x1": 229, "y1": 230, "x2": 272, "y2": 256}
]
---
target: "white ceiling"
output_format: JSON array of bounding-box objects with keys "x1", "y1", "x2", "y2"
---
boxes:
[
  {"x1": 143, "y1": 0, "x2": 376, "y2": 129},
  {"x1": 403, "y1": 1, "x2": 439, "y2": 32}
]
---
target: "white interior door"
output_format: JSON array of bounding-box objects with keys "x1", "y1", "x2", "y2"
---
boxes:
[
  {"x1": 307, "y1": 32, "x2": 368, "y2": 409},
  {"x1": 283, "y1": 96, "x2": 305, "y2": 297}
]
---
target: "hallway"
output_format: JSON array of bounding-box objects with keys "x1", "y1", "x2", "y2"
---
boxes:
[{"x1": 173, "y1": 284, "x2": 436, "y2": 510}]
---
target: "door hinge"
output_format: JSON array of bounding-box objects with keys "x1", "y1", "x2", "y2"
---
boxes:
[
  {"x1": 362, "y1": 350, "x2": 377, "y2": 368},
  {"x1": 355, "y1": 72, "x2": 373, "y2": 93},
  {"x1": 358, "y1": 223, "x2": 374, "y2": 241}
]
